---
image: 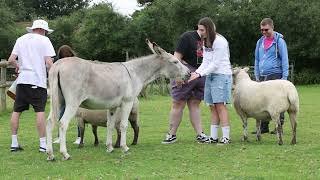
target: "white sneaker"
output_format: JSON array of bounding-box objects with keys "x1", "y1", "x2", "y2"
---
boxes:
[
  {"x1": 39, "y1": 146, "x2": 46, "y2": 153},
  {"x1": 53, "y1": 138, "x2": 60, "y2": 144},
  {"x1": 73, "y1": 137, "x2": 81, "y2": 144}
]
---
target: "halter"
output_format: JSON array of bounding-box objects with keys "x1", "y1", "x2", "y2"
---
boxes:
[{"x1": 120, "y1": 62, "x2": 132, "y2": 80}]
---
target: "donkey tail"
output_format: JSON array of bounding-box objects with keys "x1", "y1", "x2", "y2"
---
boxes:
[{"x1": 49, "y1": 64, "x2": 63, "y2": 125}]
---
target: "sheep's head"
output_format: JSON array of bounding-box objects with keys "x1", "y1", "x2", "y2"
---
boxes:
[{"x1": 232, "y1": 67, "x2": 251, "y2": 86}]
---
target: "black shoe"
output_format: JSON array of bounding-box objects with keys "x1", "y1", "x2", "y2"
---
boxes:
[
  {"x1": 161, "y1": 133, "x2": 177, "y2": 144},
  {"x1": 196, "y1": 133, "x2": 208, "y2": 143},
  {"x1": 251, "y1": 129, "x2": 269, "y2": 134},
  {"x1": 219, "y1": 137, "x2": 231, "y2": 144},
  {"x1": 10, "y1": 146, "x2": 24, "y2": 152},
  {"x1": 204, "y1": 137, "x2": 219, "y2": 144},
  {"x1": 270, "y1": 128, "x2": 283, "y2": 134}
]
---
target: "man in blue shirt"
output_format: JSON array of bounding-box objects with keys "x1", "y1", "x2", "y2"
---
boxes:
[{"x1": 253, "y1": 18, "x2": 289, "y2": 134}]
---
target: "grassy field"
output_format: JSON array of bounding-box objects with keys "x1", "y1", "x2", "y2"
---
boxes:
[{"x1": 0, "y1": 85, "x2": 319, "y2": 179}]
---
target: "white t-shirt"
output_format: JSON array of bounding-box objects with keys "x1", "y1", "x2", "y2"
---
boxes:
[
  {"x1": 196, "y1": 34, "x2": 232, "y2": 76},
  {"x1": 12, "y1": 33, "x2": 56, "y2": 88}
]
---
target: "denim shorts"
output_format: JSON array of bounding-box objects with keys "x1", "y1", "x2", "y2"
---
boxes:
[{"x1": 204, "y1": 73, "x2": 232, "y2": 105}]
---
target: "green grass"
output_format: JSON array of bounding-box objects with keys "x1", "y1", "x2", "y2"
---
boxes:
[{"x1": 0, "y1": 85, "x2": 319, "y2": 179}]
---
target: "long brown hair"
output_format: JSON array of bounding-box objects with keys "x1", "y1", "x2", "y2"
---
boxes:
[
  {"x1": 57, "y1": 45, "x2": 76, "y2": 59},
  {"x1": 198, "y1": 17, "x2": 216, "y2": 48}
]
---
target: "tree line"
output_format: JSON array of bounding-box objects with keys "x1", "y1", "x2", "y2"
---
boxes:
[{"x1": 1, "y1": 0, "x2": 319, "y2": 84}]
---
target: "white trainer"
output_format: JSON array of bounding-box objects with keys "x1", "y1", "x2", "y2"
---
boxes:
[{"x1": 73, "y1": 137, "x2": 81, "y2": 144}]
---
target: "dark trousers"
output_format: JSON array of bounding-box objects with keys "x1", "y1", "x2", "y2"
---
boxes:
[{"x1": 259, "y1": 73, "x2": 285, "y2": 131}]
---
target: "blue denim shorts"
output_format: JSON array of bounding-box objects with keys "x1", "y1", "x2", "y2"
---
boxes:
[{"x1": 204, "y1": 73, "x2": 232, "y2": 105}]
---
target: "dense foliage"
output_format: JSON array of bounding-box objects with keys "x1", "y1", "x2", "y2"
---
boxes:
[{"x1": 1, "y1": 0, "x2": 320, "y2": 83}]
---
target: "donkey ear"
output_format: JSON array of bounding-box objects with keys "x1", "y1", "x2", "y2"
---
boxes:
[
  {"x1": 243, "y1": 67, "x2": 250, "y2": 72},
  {"x1": 152, "y1": 42, "x2": 166, "y2": 55},
  {"x1": 146, "y1": 39, "x2": 156, "y2": 54}
]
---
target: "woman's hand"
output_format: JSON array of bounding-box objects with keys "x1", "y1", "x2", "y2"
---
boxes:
[{"x1": 188, "y1": 72, "x2": 200, "y2": 82}]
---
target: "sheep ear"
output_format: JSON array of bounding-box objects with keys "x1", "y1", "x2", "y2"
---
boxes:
[
  {"x1": 243, "y1": 67, "x2": 250, "y2": 72},
  {"x1": 232, "y1": 67, "x2": 240, "y2": 74}
]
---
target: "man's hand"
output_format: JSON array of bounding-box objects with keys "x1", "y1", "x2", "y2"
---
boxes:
[{"x1": 188, "y1": 72, "x2": 200, "y2": 83}]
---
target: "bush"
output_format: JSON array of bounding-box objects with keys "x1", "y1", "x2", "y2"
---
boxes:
[{"x1": 294, "y1": 68, "x2": 320, "y2": 85}]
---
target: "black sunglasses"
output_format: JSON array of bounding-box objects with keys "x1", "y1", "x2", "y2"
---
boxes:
[{"x1": 261, "y1": 28, "x2": 269, "y2": 32}]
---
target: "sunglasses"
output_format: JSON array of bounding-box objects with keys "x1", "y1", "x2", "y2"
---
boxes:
[{"x1": 261, "y1": 28, "x2": 269, "y2": 32}]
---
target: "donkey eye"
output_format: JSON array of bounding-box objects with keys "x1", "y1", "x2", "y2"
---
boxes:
[{"x1": 173, "y1": 61, "x2": 178, "y2": 64}]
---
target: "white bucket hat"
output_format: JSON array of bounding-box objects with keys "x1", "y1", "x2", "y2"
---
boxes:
[{"x1": 26, "y1": 19, "x2": 54, "y2": 34}]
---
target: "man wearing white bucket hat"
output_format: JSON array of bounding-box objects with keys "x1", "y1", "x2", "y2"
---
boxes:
[{"x1": 7, "y1": 19, "x2": 55, "y2": 152}]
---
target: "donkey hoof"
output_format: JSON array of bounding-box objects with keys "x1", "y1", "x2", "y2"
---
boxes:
[
  {"x1": 47, "y1": 155, "x2": 55, "y2": 161},
  {"x1": 122, "y1": 146, "x2": 129, "y2": 153},
  {"x1": 78, "y1": 144, "x2": 84, "y2": 148},
  {"x1": 106, "y1": 147, "x2": 114, "y2": 153},
  {"x1": 278, "y1": 141, "x2": 283, "y2": 145},
  {"x1": 131, "y1": 142, "x2": 137, "y2": 145},
  {"x1": 114, "y1": 144, "x2": 120, "y2": 148},
  {"x1": 62, "y1": 154, "x2": 71, "y2": 160}
]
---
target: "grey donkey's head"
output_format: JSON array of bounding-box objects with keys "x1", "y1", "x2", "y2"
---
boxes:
[{"x1": 146, "y1": 39, "x2": 190, "y2": 80}]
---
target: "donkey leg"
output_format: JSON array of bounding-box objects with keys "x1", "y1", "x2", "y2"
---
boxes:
[
  {"x1": 115, "y1": 120, "x2": 121, "y2": 148},
  {"x1": 59, "y1": 106, "x2": 78, "y2": 160},
  {"x1": 130, "y1": 99, "x2": 139, "y2": 145},
  {"x1": 129, "y1": 114, "x2": 139, "y2": 145},
  {"x1": 288, "y1": 111, "x2": 297, "y2": 145},
  {"x1": 46, "y1": 111, "x2": 55, "y2": 161},
  {"x1": 106, "y1": 109, "x2": 116, "y2": 153},
  {"x1": 120, "y1": 101, "x2": 134, "y2": 153}
]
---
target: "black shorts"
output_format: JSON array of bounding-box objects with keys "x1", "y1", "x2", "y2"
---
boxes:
[{"x1": 14, "y1": 84, "x2": 47, "y2": 112}]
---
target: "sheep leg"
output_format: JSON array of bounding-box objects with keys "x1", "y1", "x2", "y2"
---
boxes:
[
  {"x1": 288, "y1": 111, "x2": 297, "y2": 145},
  {"x1": 92, "y1": 125, "x2": 99, "y2": 146},
  {"x1": 241, "y1": 117, "x2": 249, "y2": 141},
  {"x1": 272, "y1": 113, "x2": 283, "y2": 145},
  {"x1": 106, "y1": 109, "x2": 116, "y2": 153},
  {"x1": 129, "y1": 112, "x2": 139, "y2": 145},
  {"x1": 256, "y1": 120, "x2": 262, "y2": 141}
]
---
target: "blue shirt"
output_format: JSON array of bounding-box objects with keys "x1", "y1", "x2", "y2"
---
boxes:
[{"x1": 254, "y1": 32, "x2": 289, "y2": 80}]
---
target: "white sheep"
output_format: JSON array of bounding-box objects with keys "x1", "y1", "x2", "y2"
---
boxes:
[
  {"x1": 232, "y1": 67, "x2": 299, "y2": 145},
  {"x1": 76, "y1": 98, "x2": 139, "y2": 148}
]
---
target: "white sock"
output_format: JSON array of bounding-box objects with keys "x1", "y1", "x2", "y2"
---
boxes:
[
  {"x1": 11, "y1": 135, "x2": 19, "y2": 147},
  {"x1": 40, "y1": 137, "x2": 46, "y2": 148},
  {"x1": 210, "y1": 125, "x2": 219, "y2": 139},
  {"x1": 221, "y1": 126, "x2": 230, "y2": 139}
]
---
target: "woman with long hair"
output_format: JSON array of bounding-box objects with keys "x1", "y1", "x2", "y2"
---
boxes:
[{"x1": 189, "y1": 17, "x2": 232, "y2": 144}]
